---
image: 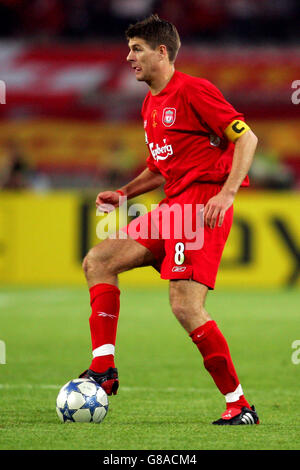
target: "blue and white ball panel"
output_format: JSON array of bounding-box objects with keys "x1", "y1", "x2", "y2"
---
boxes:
[{"x1": 56, "y1": 378, "x2": 108, "y2": 423}]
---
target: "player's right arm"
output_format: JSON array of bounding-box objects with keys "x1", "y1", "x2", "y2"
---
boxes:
[{"x1": 96, "y1": 168, "x2": 165, "y2": 212}]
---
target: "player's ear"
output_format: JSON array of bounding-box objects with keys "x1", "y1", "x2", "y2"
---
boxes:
[{"x1": 158, "y1": 44, "x2": 168, "y2": 61}]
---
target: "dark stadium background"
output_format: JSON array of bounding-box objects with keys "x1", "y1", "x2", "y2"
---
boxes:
[{"x1": 0, "y1": 0, "x2": 299, "y2": 289}]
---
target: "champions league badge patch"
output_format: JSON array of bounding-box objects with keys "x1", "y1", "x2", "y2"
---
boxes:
[{"x1": 162, "y1": 108, "x2": 176, "y2": 127}]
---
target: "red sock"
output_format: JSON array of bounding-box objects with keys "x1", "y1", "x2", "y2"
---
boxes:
[
  {"x1": 190, "y1": 320, "x2": 250, "y2": 410},
  {"x1": 88, "y1": 283, "x2": 120, "y2": 373}
]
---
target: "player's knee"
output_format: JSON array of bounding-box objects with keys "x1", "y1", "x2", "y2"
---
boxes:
[
  {"x1": 170, "y1": 300, "x2": 189, "y2": 324},
  {"x1": 170, "y1": 294, "x2": 210, "y2": 330},
  {"x1": 82, "y1": 251, "x2": 94, "y2": 279},
  {"x1": 82, "y1": 255, "x2": 89, "y2": 276},
  {"x1": 82, "y1": 245, "x2": 111, "y2": 279}
]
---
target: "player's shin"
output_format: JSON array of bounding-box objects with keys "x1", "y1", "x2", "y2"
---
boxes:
[
  {"x1": 88, "y1": 283, "x2": 120, "y2": 373},
  {"x1": 190, "y1": 320, "x2": 250, "y2": 410}
]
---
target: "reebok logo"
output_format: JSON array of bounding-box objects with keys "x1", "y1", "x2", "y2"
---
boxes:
[
  {"x1": 172, "y1": 266, "x2": 186, "y2": 272},
  {"x1": 97, "y1": 312, "x2": 117, "y2": 319}
]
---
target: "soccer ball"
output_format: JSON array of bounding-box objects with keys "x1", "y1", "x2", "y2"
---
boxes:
[{"x1": 56, "y1": 378, "x2": 109, "y2": 423}]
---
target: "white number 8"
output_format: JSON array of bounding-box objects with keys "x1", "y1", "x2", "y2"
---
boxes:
[{"x1": 174, "y1": 242, "x2": 185, "y2": 265}]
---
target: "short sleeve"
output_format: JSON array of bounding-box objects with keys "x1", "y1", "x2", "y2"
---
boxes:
[
  {"x1": 146, "y1": 154, "x2": 161, "y2": 174},
  {"x1": 186, "y1": 78, "x2": 244, "y2": 138}
]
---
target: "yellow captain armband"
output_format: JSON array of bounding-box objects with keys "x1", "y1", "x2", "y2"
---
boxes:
[{"x1": 224, "y1": 120, "x2": 251, "y2": 143}]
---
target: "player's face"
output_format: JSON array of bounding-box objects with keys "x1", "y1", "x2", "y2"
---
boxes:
[{"x1": 127, "y1": 37, "x2": 161, "y2": 83}]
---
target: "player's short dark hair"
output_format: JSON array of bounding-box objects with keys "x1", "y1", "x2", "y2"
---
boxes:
[{"x1": 125, "y1": 14, "x2": 181, "y2": 63}]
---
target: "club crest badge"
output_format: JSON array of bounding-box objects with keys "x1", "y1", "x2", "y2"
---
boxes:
[{"x1": 162, "y1": 108, "x2": 176, "y2": 127}]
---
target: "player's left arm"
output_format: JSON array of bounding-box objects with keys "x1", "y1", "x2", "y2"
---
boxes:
[{"x1": 204, "y1": 126, "x2": 258, "y2": 229}]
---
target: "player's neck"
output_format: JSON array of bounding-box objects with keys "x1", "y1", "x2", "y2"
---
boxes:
[{"x1": 148, "y1": 66, "x2": 175, "y2": 96}]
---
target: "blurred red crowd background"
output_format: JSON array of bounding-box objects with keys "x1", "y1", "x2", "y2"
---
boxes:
[{"x1": 0, "y1": 0, "x2": 299, "y2": 192}]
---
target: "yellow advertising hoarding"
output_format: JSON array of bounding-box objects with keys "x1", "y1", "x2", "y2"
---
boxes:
[{"x1": 0, "y1": 191, "x2": 299, "y2": 288}]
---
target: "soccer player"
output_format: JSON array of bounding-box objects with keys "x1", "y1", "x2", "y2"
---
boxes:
[{"x1": 80, "y1": 15, "x2": 259, "y2": 425}]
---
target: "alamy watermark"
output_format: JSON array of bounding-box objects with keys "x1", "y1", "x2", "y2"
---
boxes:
[
  {"x1": 0, "y1": 340, "x2": 6, "y2": 364},
  {"x1": 291, "y1": 340, "x2": 300, "y2": 365},
  {"x1": 0, "y1": 80, "x2": 6, "y2": 104},
  {"x1": 291, "y1": 80, "x2": 300, "y2": 105},
  {"x1": 96, "y1": 197, "x2": 204, "y2": 252}
]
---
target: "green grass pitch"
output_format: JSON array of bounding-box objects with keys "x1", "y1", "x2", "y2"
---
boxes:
[{"x1": 0, "y1": 284, "x2": 299, "y2": 450}]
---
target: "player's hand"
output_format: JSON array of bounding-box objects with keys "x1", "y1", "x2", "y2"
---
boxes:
[
  {"x1": 95, "y1": 191, "x2": 125, "y2": 213},
  {"x1": 204, "y1": 191, "x2": 235, "y2": 229}
]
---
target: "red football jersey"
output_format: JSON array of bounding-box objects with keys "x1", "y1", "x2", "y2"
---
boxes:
[{"x1": 142, "y1": 70, "x2": 249, "y2": 197}]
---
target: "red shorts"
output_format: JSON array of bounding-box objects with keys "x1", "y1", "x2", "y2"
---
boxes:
[{"x1": 122, "y1": 183, "x2": 233, "y2": 289}]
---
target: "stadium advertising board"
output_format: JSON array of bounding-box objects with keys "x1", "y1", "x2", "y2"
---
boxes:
[{"x1": 0, "y1": 191, "x2": 299, "y2": 288}]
